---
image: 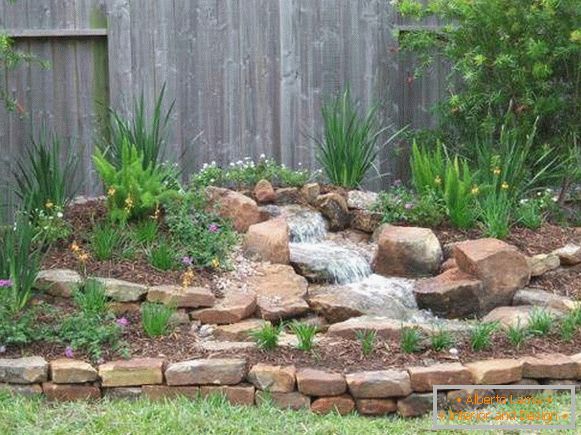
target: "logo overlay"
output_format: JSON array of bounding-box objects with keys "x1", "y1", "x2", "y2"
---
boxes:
[{"x1": 432, "y1": 385, "x2": 576, "y2": 431}]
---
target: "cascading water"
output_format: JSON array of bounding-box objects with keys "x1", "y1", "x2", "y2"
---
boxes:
[{"x1": 282, "y1": 205, "x2": 328, "y2": 243}]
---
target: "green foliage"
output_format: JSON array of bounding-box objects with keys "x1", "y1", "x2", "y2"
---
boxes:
[
  {"x1": 250, "y1": 323, "x2": 283, "y2": 351},
  {"x1": 34, "y1": 206, "x2": 71, "y2": 244},
  {"x1": 355, "y1": 329, "x2": 377, "y2": 357},
  {"x1": 505, "y1": 321, "x2": 528, "y2": 349},
  {"x1": 130, "y1": 219, "x2": 159, "y2": 245},
  {"x1": 527, "y1": 308, "x2": 554, "y2": 336},
  {"x1": 430, "y1": 327, "x2": 454, "y2": 352},
  {"x1": 140, "y1": 302, "x2": 175, "y2": 338},
  {"x1": 470, "y1": 321, "x2": 499, "y2": 351},
  {"x1": 410, "y1": 140, "x2": 446, "y2": 193},
  {"x1": 148, "y1": 239, "x2": 175, "y2": 271},
  {"x1": 0, "y1": 216, "x2": 42, "y2": 313},
  {"x1": 90, "y1": 222, "x2": 126, "y2": 261},
  {"x1": 560, "y1": 314, "x2": 577, "y2": 342},
  {"x1": 102, "y1": 85, "x2": 174, "y2": 171},
  {"x1": 163, "y1": 190, "x2": 238, "y2": 269},
  {"x1": 315, "y1": 89, "x2": 398, "y2": 188},
  {"x1": 11, "y1": 129, "x2": 78, "y2": 213},
  {"x1": 443, "y1": 156, "x2": 477, "y2": 229},
  {"x1": 0, "y1": 305, "x2": 36, "y2": 347},
  {"x1": 477, "y1": 190, "x2": 512, "y2": 239},
  {"x1": 515, "y1": 198, "x2": 545, "y2": 230},
  {"x1": 374, "y1": 186, "x2": 446, "y2": 227},
  {"x1": 93, "y1": 139, "x2": 176, "y2": 223},
  {"x1": 400, "y1": 326, "x2": 422, "y2": 354},
  {"x1": 396, "y1": 0, "x2": 581, "y2": 154},
  {"x1": 288, "y1": 321, "x2": 318, "y2": 351},
  {"x1": 73, "y1": 280, "x2": 109, "y2": 316}
]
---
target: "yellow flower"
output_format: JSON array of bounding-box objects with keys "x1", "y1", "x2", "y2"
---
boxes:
[
  {"x1": 471, "y1": 185, "x2": 480, "y2": 195},
  {"x1": 493, "y1": 167, "x2": 501, "y2": 176},
  {"x1": 107, "y1": 187, "x2": 116, "y2": 197},
  {"x1": 78, "y1": 252, "x2": 90, "y2": 263},
  {"x1": 211, "y1": 257, "x2": 220, "y2": 269},
  {"x1": 70, "y1": 241, "x2": 80, "y2": 253},
  {"x1": 434, "y1": 176, "x2": 442, "y2": 185},
  {"x1": 45, "y1": 201, "x2": 54, "y2": 209},
  {"x1": 501, "y1": 182, "x2": 509, "y2": 190},
  {"x1": 124, "y1": 195, "x2": 134, "y2": 208},
  {"x1": 181, "y1": 269, "x2": 195, "y2": 288}
]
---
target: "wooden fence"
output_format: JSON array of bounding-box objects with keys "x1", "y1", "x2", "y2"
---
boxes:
[{"x1": 0, "y1": 0, "x2": 446, "y2": 197}]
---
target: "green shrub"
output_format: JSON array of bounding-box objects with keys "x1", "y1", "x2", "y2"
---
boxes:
[
  {"x1": 374, "y1": 186, "x2": 445, "y2": 227},
  {"x1": 505, "y1": 321, "x2": 528, "y2": 349},
  {"x1": 288, "y1": 321, "x2": 318, "y2": 351},
  {"x1": 58, "y1": 313, "x2": 124, "y2": 360},
  {"x1": 0, "y1": 305, "x2": 36, "y2": 347},
  {"x1": 410, "y1": 140, "x2": 446, "y2": 194},
  {"x1": 527, "y1": 308, "x2": 554, "y2": 336},
  {"x1": 478, "y1": 190, "x2": 512, "y2": 239},
  {"x1": 430, "y1": 327, "x2": 454, "y2": 352},
  {"x1": 250, "y1": 323, "x2": 283, "y2": 351},
  {"x1": 90, "y1": 223, "x2": 126, "y2": 261},
  {"x1": 164, "y1": 190, "x2": 238, "y2": 269},
  {"x1": 73, "y1": 280, "x2": 109, "y2": 316},
  {"x1": 315, "y1": 89, "x2": 399, "y2": 188},
  {"x1": 141, "y1": 302, "x2": 175, "y2": 337},
  {"x1": 0, "y1": 216, "x2": 43, "y2": 313},
  {"x1": 470, "y1": 321, "x2": 499, "y2": 351},
  {"x1": 400, "y1": 326, "x2": 422, "y2": 354},
  {"x1": 34, "y1": 205, "x2": 71, "y2": 244},
  {"x1": 148, "y1": 239, "x2": 175, "y2": 271},
  {"x1": 560, "y1": 314, "x2": 577, "y2": 342},
  {"x1": 443, "y1": 156, "x2": 477, "y2": 229},
  {"x1": 93, "y1": 139, "x2": 176, "y2": 223},
  {"x1": 355, "y1": 329, "x2": 377, "y2": 357}
]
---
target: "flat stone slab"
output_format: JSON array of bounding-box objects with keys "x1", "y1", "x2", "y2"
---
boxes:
[
  {"x1": 195, "y1": 291, "x2": 257, "y2": 325},
  {"x1": 356, "y1": 398, "x2": 397, "y2": 416},
  {"x1": 213, "y1": 319, "x2": 269, "y2": 342},
  {"x1": 296, "y1": 369, "x2": 347, "y2": 396},
  {"x1": 50, "y1": 359, "x2": 98, "y2": 384},
  {"x1": 513, "y1": 288, "x2": 578, "y2": 312},
  {"x1": 522, "y1": 354, "x2": 580, "y2": 379},
  {"x1": 200, "y1": 384, "x2": 255, "y2": 406},
  {"x1": 35, "y1": 269, "x2": 82, "y2": 297},
  {"x1": 346, "y1": 370, "x2": 412, "y2": 399},
  {"x1": 142, "y1": 385, "x2": 199, "y2": 400},
  {"x1": 482, "y1": 305, "x2": 562, "y2": 329},
  {"x1": 465, "y1": 359, "x2": 523, "y2": 384},
  {"x1": 0, "y1": 357, "x2": 48, "y2": 384},
  {"x1": 255, "y1": 391, "x2": 310, "y2": 410},
  {"x1": 0, "y1": 383, "x2": 43, "y2": 397},
  {"x1": 247, "y1": 364, "x2": 296, "y2": 393},
  {"x1": 311, "y1": 394, "x2": 355, "y2": 415},
  {"x1": 103, "y1": 387, "x2": 143, "y2": 400},
  {"x1": 42, "y1": 382, "x2": 101, "y2": 401},
  {"x1": 408, "y1": 363, "x2": 473, "y2": 393},
  {"x1": 165, "y1": 358, "x2": 247, "y2": 386},
  {"x1": 93, "y1": 277, "x2": 148, "y2": 302},
  {"x1": 147, "y1": 285, "x2": 215, "y2": 308},
  {"x1": 99, "y1": 358, "x2": 164, "y2": 387},
  {"x1": 195, "y1": 341, "x2": 257, "y2": 352},
  {"x1": 327, "y1": 316, "x2": 404, "y2": 340},
  {"x1": 397, "y1": 393, "x2": 433, "y2": 417}
]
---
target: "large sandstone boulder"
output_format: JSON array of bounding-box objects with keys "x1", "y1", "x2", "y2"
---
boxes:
[
  {"x1": 552, "y1": 244, "x2": 581, "y2": 266},
  {"x1": 413, "y1": 268, "x2": 482, "y2": 318},
  {"x1": 206, "y1": 186, "x2": 264, "y2": 232},
  {"x1": 35, "y1": 269, "x2": 82, "y2": 298},
  {"x1": 299, "y1": 183, "x2": 320, "y2": 205},
  {"x1": 453, "y1": 239, "x2": 530, "y2": 312},
  {"x1": 316, "y1": 193, "x2": 351, "y2": 231},
  {"x1": 527, "y1": 254, "x2": 560, "y2": 277},
  {"x1": 243, "y1": 218, "x2": 290, "y2": 264},
  {"x1": 253, "y1": 179, "x2": 276, "y2": 204},
  {"x1": 351, "y1": 210, "x2": 382, "y2": 233},
  {"x1": 248, "y1": 264, "x2": 309, "y2": 321},
  {"x1": 373, "y1": 225, "x2": 442, "y2": 278}
]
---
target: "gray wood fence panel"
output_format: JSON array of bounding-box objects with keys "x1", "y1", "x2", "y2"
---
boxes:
[{"x1": 1, "y1": 0, "x2": 447, "y2": 200}]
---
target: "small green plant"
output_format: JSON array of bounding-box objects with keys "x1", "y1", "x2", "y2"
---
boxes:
[
  {"x1": 148, "y1": 240, "x2": 175, "y2": 271},
  {"x1": 470, "y1": 321, "x2": 499, "y2": 351},
  {"x1": 478, "y1": 190, "x2": 512, "y2": 239},
  {"x1": 373, "y1": 186, "x2": 445, "y2": 227},
  {"x1": 250, "y1": 323, "x2": 283, "y2": 351},
  {"x1": 131, "y1": 219, "x2": 159, "y2": 245},
  {"x1": 141, "y1": 302, "x2": 175, "y2": 337},
  {"x1": 73, "y1": 280, "x2": 109, "y2": 316},
  {"x1": 400, "y1": 326, "x2": 422, "y2": 354},
  {"x1": 315, "y1": 89, "x2": 401, "y2": 188},
  {"x1": 90, "y1": 223, "x2": 125, "y2": 261},
  {"x1": 527, "y1": 308, "x2": 554, "y2": 336},
  {"x1": 288, "y1": 321, "x2": 318, "y2": 351},
  {"x1": 410, "y1": 140, "x2": 446, "y2": 194},
  {"x1": 355, "y1": 329, "x2": 377, "y2": 357},
  {"x1": 430, "y1": 327, "x2": 454, "y2": 352},
  {"x1": 0, "y1": 305, "x2": 36, "y2": 347},
  {"x1": 560, "y1": 314, "x2": 577, "y2": 342},
  {"x1": 34, "y1": 205, "x2": 71, "y2": 244},
  {"x1": 505, "y1": 321, "x2": 528, "y2": 349},
  {"x1": 443, "y1": 156, "x2": 477, "y2": 229}
]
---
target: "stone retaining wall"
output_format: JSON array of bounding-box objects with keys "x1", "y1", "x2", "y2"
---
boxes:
[{"x1": 1, "y1": 353, "x2": 581, "y2": 417}]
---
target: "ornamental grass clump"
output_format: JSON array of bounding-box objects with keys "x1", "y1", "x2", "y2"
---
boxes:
[
  {"x1": 355, "y1": 329, "x2": 377, "y2": 357},
  {"x1": 141, "y1": 302, "x2": 175, "y2": 337},
  {"x1": 288, "y1": 321, "x2": 318, "y2": 351},
  {"x1": 400, "y1": 326, "x2": 422, "y2": 354},
  {"x1": 470, "y1": 321, "x2": 499, "y2": 351},
  {"x1": 527, "y1": 308, "x2": 554, "y2": 337},
  {"x1": 250, "y1": 323, "x2": 284, "y2": 351}
]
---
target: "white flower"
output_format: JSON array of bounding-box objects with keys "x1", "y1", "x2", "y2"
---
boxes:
[
  {"x1": 57, "y1": 212, "x2": 63, "y2": 218},
  {"x1": 449, "y1": 348, "x2": 459, "y2": 356},
  {"x1": 211, "y1": 161, "x2": 216, "y2": 166},
  {"x1": 259, "y1": 153, "x2": 266, "y2": 159},
  {"x1": 298, "y1": 162, "x2": 302, "y2": 166}
]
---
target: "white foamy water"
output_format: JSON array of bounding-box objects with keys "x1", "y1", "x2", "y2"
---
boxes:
[{"x1": 283, "y1": 206, "x2": 328, "y2": 243}]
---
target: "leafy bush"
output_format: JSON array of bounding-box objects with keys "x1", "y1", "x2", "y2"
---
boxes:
[
  {"x1": 164, "y1": 190, "x2": 238, "y2": 269},
  {"x1": 148, "y1": 239, "x2": 175, "y2": 271},
  {"x1": 470, "y1": 321, "x2": 499, "y2": 351},
  {"x1": 527, "y1": 308, "x2": 553, "y2": 336},
  {"x1": 355, "y1": 329, "x2": 377, "y2": 357},
  {"x1": 400, "y1": 326, "x2": 422, "y2": 353},
  {"x1": 0, "y1": 216, "x2": 43, "y2": 313},
  {"x1": 73, "y1": 280, "x2": 109, "y2": 316},
  {"x1": 93, "y1": 139, "x2": 176, "y2": 223},
  {"x1": 11, "y1": 129, "x2": 78, "y2": 214},
  {"x1": 430, "y1": 327, "x2": 454, "y2": 352},
  {"x1": 288, "y1": 321, "x2": 318, "y2": 351},
  {"x1": 0, "y1": 305, "x2": 36, "y2": 347},
  {"x1": 315, "y1": 89, "x2": 398, "y2": 188},
  {"x1": 141, "y1": 302, "x2": 175, "y2": 337},
  {"x1": 58, "y1": 313, "x2": 124, "y2": 360},
  {"x1": 374, "y1": 186, "x2": 445, "y2": 227},
  {"x1": 250, "y1": 323, "x2": 283, "y2": 351},
  {"x1": 90, "y1": 222, "x2": 126, "y2": 261}
]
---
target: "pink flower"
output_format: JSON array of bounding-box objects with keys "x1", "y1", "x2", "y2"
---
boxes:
[
  {"x1": 64, "y1": 346, "x2": 74, "y2": 358},
  {"x1": 181, "y1": 256, "x2": 193, "y2": 267},
  {"x1": 208, "y1": 223, "x2": 219, "y2": 233},
  {"x1": 116, "y1": 317, "x2": 129, "y2": 327},
  {"x1": 404, "y1": 202, "x2": 414, "y2": 210},
  {"x1": 0, "y1": 279, "x2": 12, "y2": 287}
]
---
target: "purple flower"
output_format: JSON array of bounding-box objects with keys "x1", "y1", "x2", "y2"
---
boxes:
[
  {"x1": 64, "y1": 346, "x2": 74, "y2": 359},
  {"x1": 0, "y1": 279, "x2": 12, "y2": 288},
  {"x1": 116, "y1": 317, "x2": 129, "y2": 327},
  {"x1": 0, "y1": 345, "x2": 6, "y2": 353},
  {"x1": 404, "y1": 202, "x2": 415, "y2": 210},
  {"x1": 208, "y1": 223, "x2": 219, "y2": 233},
  {"x1": 181, "y1": 256, "x2": 193, "y2": 267}
]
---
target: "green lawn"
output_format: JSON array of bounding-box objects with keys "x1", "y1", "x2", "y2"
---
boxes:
[{"x1": 0, "y1": 391, "x2": 579, "y2": 435}]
